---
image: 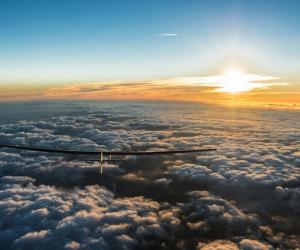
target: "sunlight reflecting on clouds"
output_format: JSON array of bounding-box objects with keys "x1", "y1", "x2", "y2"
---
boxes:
[
  {"x1": 174, "y1": 71, "x2": 283, "y2": 93},
  {"x1": 217, "y1": 70, "x2": 270, "y2": 93},
  {"x1": 40, "y1": 73, "x2": 295, "y2": 109}
]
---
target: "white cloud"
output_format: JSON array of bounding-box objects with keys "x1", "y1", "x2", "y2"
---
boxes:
[
  {"x1": 157, "y1": 33, "x2": 178, "y2": 37},
  {"x1": 0, "y1": 176, "x2": 181, "y2": 249}
]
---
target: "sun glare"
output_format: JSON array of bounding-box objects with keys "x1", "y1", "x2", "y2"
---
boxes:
[{"x1": 218, "y1": 69, "x2": 253, "y2": 93}]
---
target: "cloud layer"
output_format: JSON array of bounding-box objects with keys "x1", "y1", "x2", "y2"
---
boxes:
[{"x1": 0, "y1": 101, "x2": 299, "y2": 249}]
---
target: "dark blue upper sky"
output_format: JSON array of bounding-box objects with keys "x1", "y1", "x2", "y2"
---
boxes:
[{"x1": 0, "y1": 0, "x2": 299, "y2": 84}]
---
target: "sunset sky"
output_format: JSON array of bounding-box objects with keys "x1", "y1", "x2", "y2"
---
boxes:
[{"x1": 0, "y1": 0, "x2": 299, "y2": 107}]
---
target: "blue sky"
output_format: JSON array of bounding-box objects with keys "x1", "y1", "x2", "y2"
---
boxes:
[{"x1": 0, "y1": 0, "x2": 299, "y2": 84}]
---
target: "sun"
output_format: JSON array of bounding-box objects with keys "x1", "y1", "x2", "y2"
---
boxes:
[{"x1": 218, "y1": 69, "x2": 253, "y2": 93}]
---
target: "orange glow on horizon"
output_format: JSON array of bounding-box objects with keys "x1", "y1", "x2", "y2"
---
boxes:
[{"x1": 0, "y1": 75, "x2": 299, "y2": 110}]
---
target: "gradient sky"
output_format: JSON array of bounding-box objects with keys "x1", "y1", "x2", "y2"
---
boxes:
[{"x1": 0, "y1": 0, "x2": 299, "y2": 105}]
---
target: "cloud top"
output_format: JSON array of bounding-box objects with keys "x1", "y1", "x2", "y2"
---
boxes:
[{"x1": 0, "y1": 101, "x2": 299, "y2": 248}]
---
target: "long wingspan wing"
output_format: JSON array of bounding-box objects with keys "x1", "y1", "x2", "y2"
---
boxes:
[{"x1": 0, "y1": 144, "x2": 216, "y2": 155}]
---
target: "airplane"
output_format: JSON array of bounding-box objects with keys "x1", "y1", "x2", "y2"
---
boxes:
[{"x1": 0, "y1": 143, "x2": 216, "y2": 174}]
